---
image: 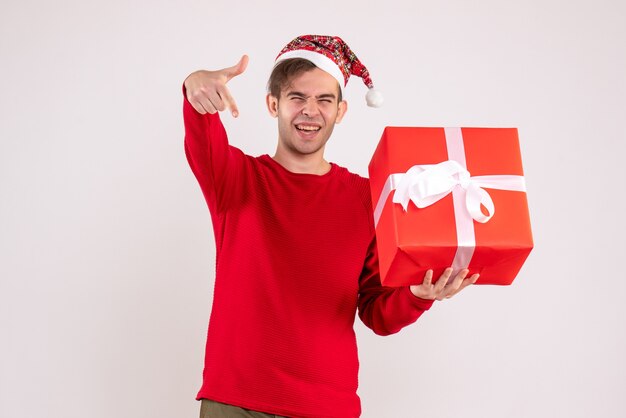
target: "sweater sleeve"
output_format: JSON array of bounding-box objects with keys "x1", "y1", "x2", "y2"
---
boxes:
[
  {"x1": 357, "y1": 234, "x2": 435, "y2": 336},
  {"x1": 182, "y1": 84, "x2": 245, "y2": 213}
]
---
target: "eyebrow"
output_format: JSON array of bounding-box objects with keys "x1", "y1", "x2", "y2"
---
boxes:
[{"x1": 286, "y1": 91, "x2": 337, "y2": 100}]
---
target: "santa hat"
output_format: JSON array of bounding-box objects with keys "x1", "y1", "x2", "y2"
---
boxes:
[{"x1": 274, "y1": 35, "x2": 383, "y2": 108}]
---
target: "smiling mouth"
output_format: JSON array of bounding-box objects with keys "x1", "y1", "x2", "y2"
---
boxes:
[{"x1": 295, "y1": 124, "x2": 321, "y2": 132}]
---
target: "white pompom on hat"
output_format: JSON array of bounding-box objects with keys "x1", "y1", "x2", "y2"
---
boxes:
[{"x1": 274, "y1": 35, "x2": 383, "y2": 108}]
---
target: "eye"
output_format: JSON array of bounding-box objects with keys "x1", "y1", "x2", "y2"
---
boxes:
[{"x1": 317, "y1": 97, "x2": 334, "y2": 106}]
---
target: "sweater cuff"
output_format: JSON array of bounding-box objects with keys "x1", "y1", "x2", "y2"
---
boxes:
[{"x1": 402, "y1": 286, "x2": 435, "y2": 311}]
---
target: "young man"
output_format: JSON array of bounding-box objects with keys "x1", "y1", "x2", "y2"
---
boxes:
[{"x1": 183, "y1": 35, "x2": 478, "y2": 418}]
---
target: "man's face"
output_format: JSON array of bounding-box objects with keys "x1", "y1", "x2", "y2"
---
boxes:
[{"x1": 266, "y1": 67, "x2": 347, "y2": 159}]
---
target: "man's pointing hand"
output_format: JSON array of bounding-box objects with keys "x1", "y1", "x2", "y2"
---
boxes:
[{"x1": 184, "y1": 55, "x2": 249, "y2": 117}]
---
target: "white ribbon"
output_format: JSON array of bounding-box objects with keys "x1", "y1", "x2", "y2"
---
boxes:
[{"x1": 372, "y1": 127, "x2": 527, "y2": 275}]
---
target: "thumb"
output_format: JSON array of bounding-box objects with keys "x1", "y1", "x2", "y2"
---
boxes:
[{"x1": 224, "y1": 54, "x2": 249, "y2": 81}]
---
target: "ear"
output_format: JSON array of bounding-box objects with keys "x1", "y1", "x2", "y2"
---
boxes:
[
  {"x1": 335, "y1": 100, "x2": 348, "y2": 124},
  {"x1": 266, "y1": 94, "x2": 278, "y2": 117}
]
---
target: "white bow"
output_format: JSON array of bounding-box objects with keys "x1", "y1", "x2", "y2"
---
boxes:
[{"x1": 389, "y1": 160, "x2": 526, "y2": 224}]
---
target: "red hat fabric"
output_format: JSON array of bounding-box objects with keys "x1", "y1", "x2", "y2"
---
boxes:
[{"x1": 275, "y1": 35, "x2": 383, "y2": 107}]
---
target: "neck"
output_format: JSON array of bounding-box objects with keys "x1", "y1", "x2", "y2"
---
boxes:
[{"x1": 272, "y1": 148, "x2": 331, "y2": 175}]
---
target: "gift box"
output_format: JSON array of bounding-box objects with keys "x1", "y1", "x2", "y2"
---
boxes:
[{"x1": 368, "y1": 127, "x2": 533, "y2": 287}]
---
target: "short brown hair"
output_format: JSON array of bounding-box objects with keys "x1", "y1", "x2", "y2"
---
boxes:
[{"x1": 267, "y1": 58, "x2": 342, "y2": 102}]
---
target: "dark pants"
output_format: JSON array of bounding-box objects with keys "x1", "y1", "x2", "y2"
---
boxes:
[{"x1": 199, "y1": 399, "x2": 287, "y2": 418}]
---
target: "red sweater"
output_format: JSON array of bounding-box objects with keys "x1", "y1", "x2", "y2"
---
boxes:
[{"x1": 183, "y1": 92, "x2": 433, "y2": 418}]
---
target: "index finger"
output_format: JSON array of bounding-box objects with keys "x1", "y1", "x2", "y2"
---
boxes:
[
  {"x1": 217, "y1": 84, "x2": 240, "y2": 118},
  {"x1": 446, "y1": 269, "x2": 469, "y2": 292},
  {"x1": 433, "y1": 267, "x2": 453, "y2": 293}
]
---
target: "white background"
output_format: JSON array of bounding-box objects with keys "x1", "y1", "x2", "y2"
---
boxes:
[{"x1": 2, "y1": 0, "x2": 625, "y2": 417}]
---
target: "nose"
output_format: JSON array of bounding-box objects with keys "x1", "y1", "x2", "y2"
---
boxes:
[{"x1": 301, "y1": 98, "x2": 319, "y2": 117}]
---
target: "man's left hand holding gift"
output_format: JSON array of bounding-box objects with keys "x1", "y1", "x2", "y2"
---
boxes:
[{"x1": 410, "y1": 268, "x2": 479, "y2": 301}]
